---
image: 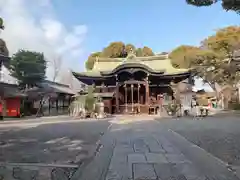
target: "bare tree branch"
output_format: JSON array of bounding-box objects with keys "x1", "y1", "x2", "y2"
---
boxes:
[{"x1": 52, "y1": 56, "x2": 62, "y2": 82}]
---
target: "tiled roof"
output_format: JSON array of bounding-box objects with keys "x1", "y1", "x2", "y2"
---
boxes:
[
  {"x1": 37, "y1": 80, "x2": 76, "y2": 95},
  {"x1": 0, "y1": 82, "x2": 24, "y2": 97},
  {"x1": 74, "y1": 55, "x2": 189, "y2": 77}
]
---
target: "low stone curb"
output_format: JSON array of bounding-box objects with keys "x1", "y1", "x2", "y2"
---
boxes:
[
  {"x1": 71, "y1": 123, "x2": 115, "y2": 180},
  {"x1": 0, "y1": 115, "x2": 71, "y2": 124}
]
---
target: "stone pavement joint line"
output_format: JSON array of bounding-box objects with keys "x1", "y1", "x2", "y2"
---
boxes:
[
  {"x1": 79, "y1": 119, "x2": 240, "y2": 180},
  {"x1": 104, "y1": 121, "x2": 205, "y2": 180}
]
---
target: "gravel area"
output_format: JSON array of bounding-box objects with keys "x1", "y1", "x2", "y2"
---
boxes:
[
  {"x1": 0, "y1": 119, "x2": 110, "y2": 165},
  {"x1": 157, "y1": 115, "x2": 240, "y2": 166}
]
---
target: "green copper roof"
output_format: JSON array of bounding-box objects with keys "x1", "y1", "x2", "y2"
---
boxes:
[{"x1": 75, "y1": 55, "x2": 189, "y2": 77}]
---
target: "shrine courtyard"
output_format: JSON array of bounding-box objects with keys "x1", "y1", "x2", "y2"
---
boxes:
[{"x1": 1, "y1": 114, "x2": 240, "y2": 179}]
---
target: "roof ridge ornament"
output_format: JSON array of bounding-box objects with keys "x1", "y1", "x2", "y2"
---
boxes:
[
  {"x1": 96, "y1": 56, "x2": 99, "y2": 62},
  {"x1": 125, "y1": 48, "x2": 136, "y2": 62}
]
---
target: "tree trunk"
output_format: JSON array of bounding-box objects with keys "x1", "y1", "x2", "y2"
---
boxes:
[{"x1": 224, "y1": 97, "x2": 229, "y2": 109}]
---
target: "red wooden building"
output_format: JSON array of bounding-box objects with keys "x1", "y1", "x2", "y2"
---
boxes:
[
  {"x1": 0, "y1": 82, "x2": 24, "y2": 117},
  {"x1": 0, "y1": 54, "x2": 24, "y2": 117}
]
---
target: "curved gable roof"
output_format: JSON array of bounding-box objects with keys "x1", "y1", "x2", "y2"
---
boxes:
[
  {"x1": 101, "y1": 62, "x2": 165, "y2": 76},
  {"x1": 74, "y1": 55, "x2": 190, "y2": 78}
]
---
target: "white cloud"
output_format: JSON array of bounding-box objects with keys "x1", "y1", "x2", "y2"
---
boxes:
[
  {"x1": 0, "y1": 0, "x2": 87, "y2": 80},
  {"x1": 41, "y1": 19, "x2": 63, "y2": 42}
]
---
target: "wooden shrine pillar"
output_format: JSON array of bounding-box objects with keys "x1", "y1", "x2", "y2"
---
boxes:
[
  {"x1": 115, "y1": 75, "x2": 119, "y2": 113},
  {"x1": 116, "y1": 83, "x2": 119, "y2": 113},
  {"x1": 145, "y1": 74, "x2": 149, "y2": 105},
  {"x1": 131, "y1": 84, "x2": 134, "y2": 112},
  {"x1": 101, "y1": 82, "x2": 104, "y2": 92},
  {"x1": 138, "y1": 84, "x2": 140, "y2": 112},
  {"x1": 124, "y1": 84, "x2": 128, "y2": 113}
]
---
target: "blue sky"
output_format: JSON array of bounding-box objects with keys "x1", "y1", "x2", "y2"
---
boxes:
[
  {"x1": 1, "y1": 0, "x2": 239, "y2": 88},
  {"x1": 52, "y1": 0, "x2": 239, "y2": 62}
]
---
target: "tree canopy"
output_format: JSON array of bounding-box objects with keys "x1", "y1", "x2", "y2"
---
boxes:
[
  {"x1": 0, "y1": 39, "x2": 9, "y2": 57},
  {"x1": 170, "y1": 26, "x2": 240, "y2": 89},
  {"x1": 85, "y1": 42, "x2": 154, "y2": 70},
  {"x1": 10, "y1": 50, "x2": 47, "y2": 87},
  {"x1": 141, "y1": 46, "x2": 155, "y2": 56},
  {"x1": 101, "y1": 42, "x2": 126, "y2": 58},
  {"x1": 186, "y1": 0, "x2": 240, "y2": 13},
  {"x1": 0, "y1": 17, "x2": 8, "y2": 57},
  {"x1": 85, "y1": 52, "x2": 101, "y2": 70},
  {"x1": 199, "y1": 26, "x2": 240, "y2": 86},
  {"x1": 0, "y1": 17, "x2": 4, "y2": 30},
  {"x1": 169, "y1": 45, "x2": 201, "y2": 68},
  {"x1": 202, "y1": 26, "x2": 240, "y2": 60}
]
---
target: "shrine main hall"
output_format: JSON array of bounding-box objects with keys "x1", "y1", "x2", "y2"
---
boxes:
[{"x1": 72, "y1": 53, "x2": 192, "y2": 114}]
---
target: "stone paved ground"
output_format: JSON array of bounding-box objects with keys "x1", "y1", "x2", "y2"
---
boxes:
[
  {"x1": 156, "y1": 115, "x2": 240, "y2": 167},
  {"x1": 106, "y1": 119, "x2": 207, "y2": 180},
  {"x1": 79, "y1": 117, "x2": 240, "y2": 180},
  {"x1": 0, "y1": 119, "x2": 110, "y2": 164},
  {"x1": 3, "y1": 115, "x2": 240, "y2": 179},
  {"x1": 0, "y1": 118, "x2": 111, "y2": 180}
]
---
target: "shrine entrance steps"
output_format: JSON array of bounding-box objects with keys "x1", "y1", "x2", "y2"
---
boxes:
[
  {"x1": 114, "y1": 107, "x2": 169, "y2": 119},
  {"x1": 114, "y1": 114, "x2": 160, "y2": 121}
]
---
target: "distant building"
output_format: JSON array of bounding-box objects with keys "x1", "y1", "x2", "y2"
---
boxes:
[
  {"x1": 0, "y1": 56, "x2": 79, "y2": 117},
  {"x1": 24, "y1": 79, "x2": 76, "y2": 116}
]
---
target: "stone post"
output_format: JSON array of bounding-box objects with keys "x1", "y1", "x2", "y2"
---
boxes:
[{"x1": 170, "y1": 81, "x2": 182, "y2": 116}]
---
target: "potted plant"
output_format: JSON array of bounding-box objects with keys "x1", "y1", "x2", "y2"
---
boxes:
[{"x1": 166, "y1": 103, "x2": 179, "y2": 116}]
